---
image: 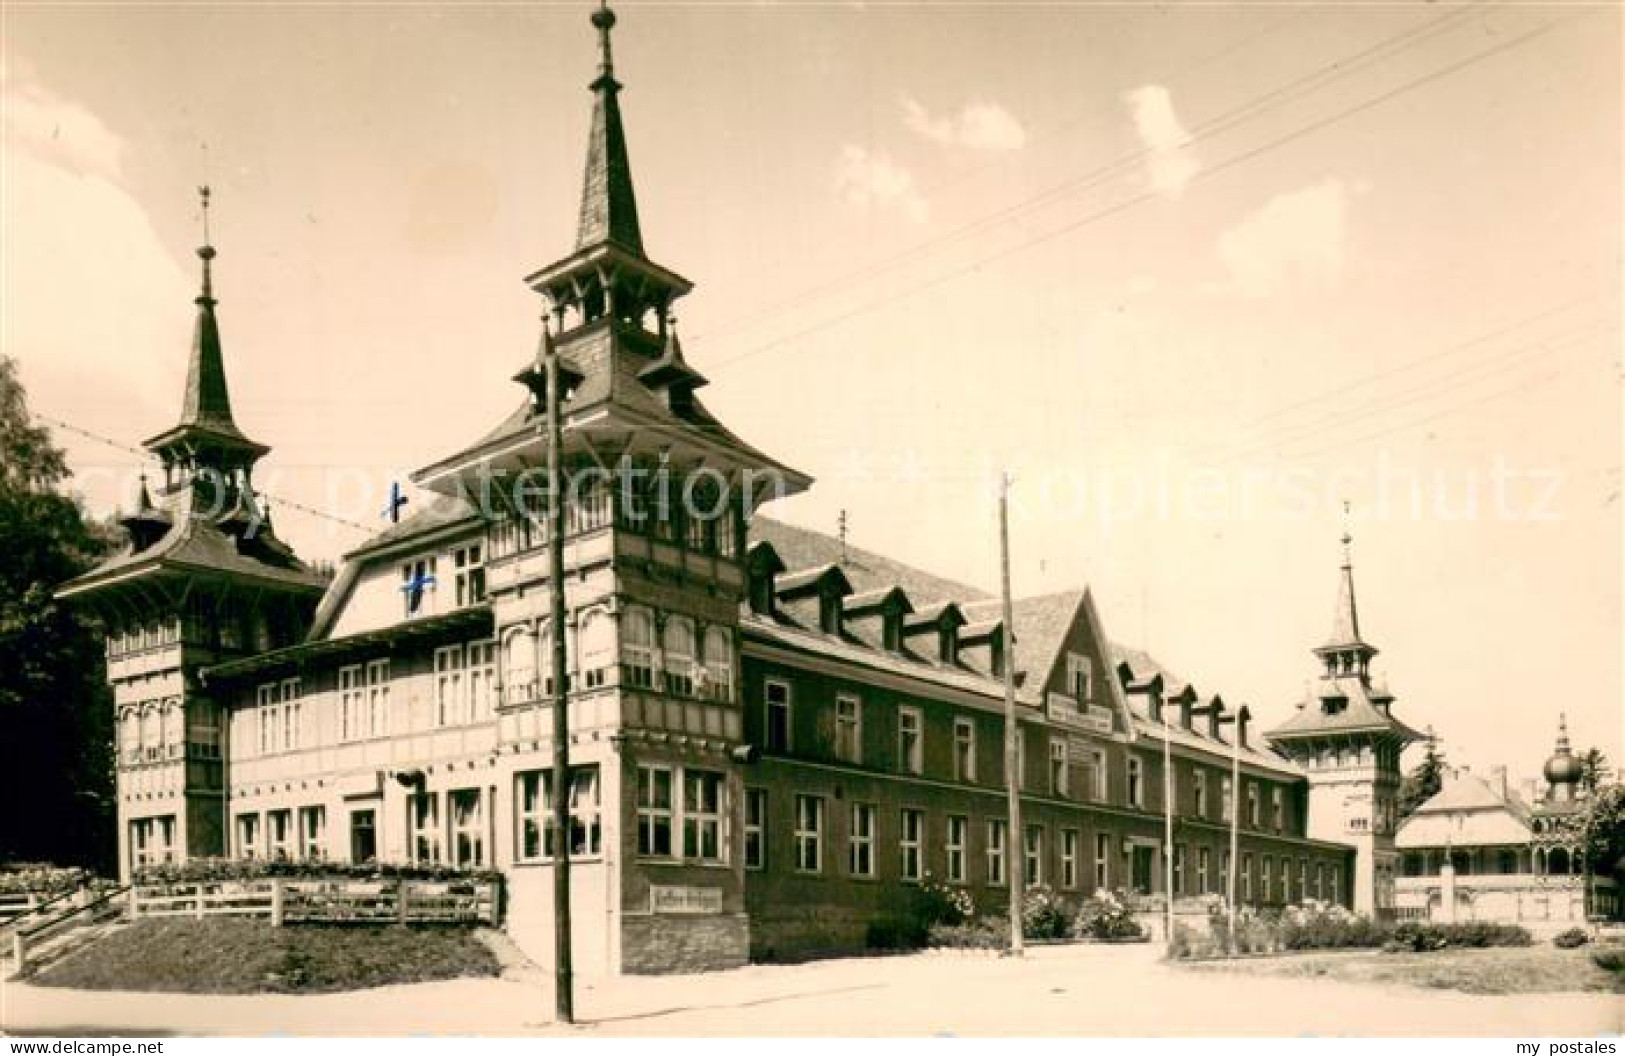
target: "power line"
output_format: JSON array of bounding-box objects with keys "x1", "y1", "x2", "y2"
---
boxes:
[
  {"x1": 694, "y1": 3, "x2": 1481, "y2": 349},
  {"x1": 31, "y1": 410, "x2": 375, "y2": 535},
  {"x1": 703, "y1": 12, "x2": 1579, "y2": 376}
]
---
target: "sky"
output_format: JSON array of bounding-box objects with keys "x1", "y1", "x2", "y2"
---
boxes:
[{"x1": 4, "y1": 1, "x2": 1620, "y2": 783}]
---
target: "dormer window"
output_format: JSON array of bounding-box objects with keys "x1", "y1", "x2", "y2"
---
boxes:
[
  {"x1": 776, "y1": 563, "x2": 854, "y2": 637},
  {"x1": 745, "y1": 542, "x2": 787, "y2": 617},
  {"x1": 843, "y1": 586, "x2": 913, "y2": 652},
  {"x1": 903, "y1": 603, "x2": 965, "y2": 664}
]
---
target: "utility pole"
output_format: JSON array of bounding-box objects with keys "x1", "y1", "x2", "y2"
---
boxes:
[
  {"x1": 1225, "y1": 710, "x2": 1241, "y2": 956},
  {"x1": 1162, "y1": 709, "x2": 1175, "y2": 955},
  {"x1": 999, "y1": 474, "x2": 1024, "y2": 956},
  {"x1": 543, "y1": 318, "x2": 575, "y2": 1023}
]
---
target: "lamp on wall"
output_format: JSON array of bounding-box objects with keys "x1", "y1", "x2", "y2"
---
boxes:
[{"x1": 394, "y1": 769, "x2": 427, "y2": 790}]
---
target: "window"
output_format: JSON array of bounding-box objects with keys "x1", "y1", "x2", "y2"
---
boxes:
[
  {"x1": 683, "y1": 770, "x2": 725, "y2": 862},
  {"x1": 267, "y1": 809, "x2": 292, "y2": 860},
  {"x1": 256, "y1": 683, "x2": 278, "y2": 756},
  {"x1": 664, "y1": 617, "x2": 696, "y2": 697},
  {"x1": 1221, "y1": 776, "x2": 1234, "y2": 823},
  {"x1": 1280, "y1": 857, "x2": 1291, "y2": 903},
  {"x1": 299, "y1": 806, "x2": 326, "y2": 860},
  {"x1": 1271, "y1": 787, "x2": 1284, "y2": 833},
  {"x1": 401, "y1": 556, "x2": 437, "y2": 617},
  {"x1": 1247, "y1": 783, "x2": 1260, "y2": 827},
  {"x1": 764, "y1": 680, "x2": 792, "y2": 753},
  {"x1": 1192, "y1": 770, "x2": 1207, "y2": 817},
  {"x1": 467, "y1": 642, "x2": 496, "y2": 718},
  {"x1": 503, "y1": 627, "x2": 536, "y2": 706},
  {"x1": 849, "y1": 803, "x2": 876, "y2": 877},
  {"x1": 1299, "y1": 859, "x2": 1308, "y2": 899},
  {"x1": 900, "y1": 808, "x2": 924, "y2": 881},
  {"x1": 1095, "y1": 833, "x2": 1110, "y2": 889},
  {"x1": 1242, "y1": 853, "x2": 1254, "y2": 902},
  {"x1": 435, "y1": 645, "x2": 466, "y2": 726},
  {"x1": 744, "y1": 789, "x2": 767, "y2": 870},
  {"x1": 366, "y1": 660, "x2": 390, "y2": 738},
  {"x1": 1328, "y1": 865, "x2": 1339, "y2": 905},
  {"x1": 410, "y1": 791, "x2": 442, "y2": 864},
  {"x1": 1088, "y1": 749, "x2": 1108, "y2": 801},
  {"x1": 450, "y1": 788, "x2": 484, "y2": 867},
  {"x1": 946, "y1": 816, "x2": 968, "y2": 883},
  {"x1": 1050, "y1": 739, "x2": 1068, "y2": 797},
  {"x1": 1127, "y1": 756, "x2": 1144, "y2": 808},
  {"x1": 954, "y1": 718, "x2": 976, "y2": 782},
  {"x1": 636, "y1": 766, "x2": 674, "y2": 858},
  {"x1": 702, "y1": 626, "x2": 733, "y2": 702},
  {"x1": 795, "y1": 794, "x2": 824, "y2": 872},
  {"x1": 280, "y1": 681, "x2": 300, "y2": 751},
  {"x1": 1067, "y1": 652, "x2": 1093, "y2": 701},
  {"x1": 621, "y1": 608, "x2": 654, "y2": 689},
  {"x1": 1174, "y1": 844, "x2": 1186, "y2": 894},
  {"x1": 1198, "y1": 847, "x2": 1211, "y2": 893},
  {"x1": 236, "y1": 814, "x2": 260, "y2": 859},
  {"x1": 1262, "y1": 855, "x2": 1273, "y2": 902},
  {"x1": 1024, "y1": 825, "x2": 1044, "y2": 886},
  {"x1": 987, "y1": 821, "x2": 1008, "y2": 886},
  {"x1": 898, "y1": 707, "x2": 923, "y2": 775},
  {"x1": 576, "y1": 611, "x2": 613, "y2": 691},
  {"x1": 835, "y1": 695, "x2": 862, "y2": 763},
  {"x1": 1061, "y1": 829, "x2": 1080, "y2": 889},
  {"x1": 517, "y1": 767, "x2": 602, "y2": 860},
  {"x1": 1315, "y1": 863, "x2": 1325, "y2": 900},
  {"x1": 339, "y1": 665, "x2": 363, "y2": 741},
  {"x1": 453, "y1": 544, "x2": 485, "y2": 607}
]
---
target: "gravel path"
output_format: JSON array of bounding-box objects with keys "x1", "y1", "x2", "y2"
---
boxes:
[{"x1": 4, "y1": 943, "x2": 1619, "y2": 1037}]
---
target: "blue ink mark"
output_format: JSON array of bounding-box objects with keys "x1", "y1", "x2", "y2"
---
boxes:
[{"x1": 382, "y1": 481, "x2": 410, "y2": 523}]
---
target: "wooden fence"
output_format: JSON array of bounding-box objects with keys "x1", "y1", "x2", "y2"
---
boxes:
[
  {"x1": 131, "y1": 877, "x2": 502, "y2": 927},
  {"x1": 0, "y1": 892, "x2": 45, "y2": 927}
]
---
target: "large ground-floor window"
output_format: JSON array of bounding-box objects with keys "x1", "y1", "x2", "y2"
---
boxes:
[{"x1": 517, "y1": 766, "x2": 603, "y2": 860}]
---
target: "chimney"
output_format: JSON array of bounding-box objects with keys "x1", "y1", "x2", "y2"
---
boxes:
[
  {"x1": 1236, "y1": 705, "x2": 1252, "y2": 750},
  {"x1": 1520, "y1": 777, "x2": 1538, "y2": 803},
  {"x1": 1488, "y1": 765, "x2": 1508, "y2": 799},
  {"x1": 1207, "y1": 699, "x2": 1226, "y2": 741}
]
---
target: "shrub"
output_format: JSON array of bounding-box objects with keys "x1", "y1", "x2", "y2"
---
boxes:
[
  {"x1": 1021, "y1": 884, "x2": 1074, "y2": 940},
  {"x1": 927, "y1": 914, "x2": 1009, "y2": 951},
  {"x1": 865, "y1": 916, "x2": 928, "y2": 951},
  {"x1": 912, "y1": 875, "x2": 974, "y2": 928},
  {"x1": 1278, "y1": 900, "x2": 1386, "y2": 951},
  {"x1": 1384, "y1": 921, "x2": 1532, "y2": 953},
  {"x1": 132, "y1": 857, "x2": 502, "y2": 886},
  {"x1": 1553, "y1": 927, "x2": 1590, "y2": 949},
  {"x1": 0, "y1": 864, "x2": 98, "y2": 897},
  {"x1": 1074, "y1": 889, "x2": 1145, "y2": 941},
  {"x1": 1169, "y1": 919, "x2": 1225, "y2": 960},
  {"x1": 1591, "y1": 948, "x2": 1625, "y2": 973}
]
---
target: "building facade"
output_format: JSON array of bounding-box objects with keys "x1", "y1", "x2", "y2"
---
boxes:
[
  {"x1": 60, "y1": 4, "x2": 1364, "y2": 975},
  {"x1": 1394, "y1": 718, "x2": 1618, "y2": 933}
]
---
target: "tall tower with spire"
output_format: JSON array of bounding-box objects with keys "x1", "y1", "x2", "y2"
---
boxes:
[
  {"x1": 58, "y1": 189, "x2": 327, "y2": 879},
  {"x1": 411, "y1": 2, "x2": 808, "y2": 973},
  {"x1": 1267, "y1": 530, "x2": 1423, "y2": 916}
]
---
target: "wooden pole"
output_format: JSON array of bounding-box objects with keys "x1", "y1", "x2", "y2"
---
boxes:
[
  {"x1": 1227, "y1": 719, "x2": 1240, "y2": 955},
  {"x1": 1162, "y1": 712, "x2": 1175, "y2": 954},
  {"x1": 999, "y1": 474, "x2": 1024, "y2": 956},
  {"x1": 545, "y1": 319, "x2": 575, "y2": 1024}
]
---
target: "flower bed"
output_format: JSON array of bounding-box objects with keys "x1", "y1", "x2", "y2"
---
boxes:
[
  {"x1": 133, "y1": 857, "x2": 502, "y2": 886},
  {"x1": 1170, "y1": 900, "x2": 1532, "y2": 961},
  {"x1": 0, "y1": 863, "x2": 99, "y2": 898}
]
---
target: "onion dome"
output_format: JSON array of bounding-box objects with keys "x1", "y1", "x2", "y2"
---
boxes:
[{"x1": 1543, "y1": 713, "x2": 1584, "y2": 785}]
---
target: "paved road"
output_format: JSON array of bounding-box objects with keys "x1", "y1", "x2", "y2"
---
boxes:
[{"x1": 4, "y1": 944, "x2": 1620, "y2": 1037}]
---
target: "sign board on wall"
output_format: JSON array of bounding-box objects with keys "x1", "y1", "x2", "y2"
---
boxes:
[
  {"x1": 1046, "y1": 692, "x2": 1114, "y2": 735},
  {"x1": 649, "y1": 885, "x2": 723, "y2": 914}
]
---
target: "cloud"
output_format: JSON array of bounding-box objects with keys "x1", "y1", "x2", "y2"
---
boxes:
[
  {"x1": 1, "y1": 63, "x2": 191, "y2": 461},
  {"x1": 1216, "y1": 180, "x2": 1350, "y2": 298},
  {"x1": 833, "y1": 145, "x2": 928, "y2": 223},
  {"x1": 1125, "y1": 85, "x2": 1198, "y2": 198},
  {"x1": 902, "y1": 98, "x2": 1026, "y2": 152}
]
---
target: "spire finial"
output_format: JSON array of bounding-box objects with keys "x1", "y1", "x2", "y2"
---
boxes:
[
  {"x1": 591, "y1": 0, "x2": 617, "y2": 81},
  {"x1": 838, "y1": 508, "x2": 849, "y2": 564},
  {"x1": 196, "y1": 185, "x2": 216, "y2": 304},
  {"x1": 1339, "y1": 499, "x2": 1353, "y2": 568}
]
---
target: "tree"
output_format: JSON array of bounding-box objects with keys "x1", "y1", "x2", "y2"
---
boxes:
[
  {"x1": 1398, "y1": 730, "x2": 1447, "y2": 819},
  {"x1": 1579, "y1": 747, "x2": 1614, "y2": 796},
  {"x1": 1579, "y1": 783, "x2": 1625, "y2": 879},
  {"x1": 0, "y1": 355, "x2": 118, "y2": 870}
]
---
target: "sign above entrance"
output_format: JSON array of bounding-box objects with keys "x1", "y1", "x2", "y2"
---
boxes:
[{"x1": 650, "y1": 885, "x2": 723, "y2": 915}]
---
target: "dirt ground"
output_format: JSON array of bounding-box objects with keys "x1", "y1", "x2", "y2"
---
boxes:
[{"x1": 4, "y1": 942, "x2": 1621, "y2": 1037}]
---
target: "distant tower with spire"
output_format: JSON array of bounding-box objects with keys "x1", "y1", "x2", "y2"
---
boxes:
[
  {"x1": 57, "y1": 188, "x2": 327, "y2": 879},
  {"x1": 1267, "y1": 524, "x2": 1423, "y2": 917}
]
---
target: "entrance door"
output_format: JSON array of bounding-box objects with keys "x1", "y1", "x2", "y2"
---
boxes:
[
  {"x1": 1131, "y1": 844, "x2": 1154, "y2": 894},
  {"x1": 350, "y1": 808, "x2": 377, "y2": 863}
]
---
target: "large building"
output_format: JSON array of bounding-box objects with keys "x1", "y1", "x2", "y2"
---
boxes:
[
  {"x1": 60, "y1": 4, "x2": 1374, "y2": 974},
  {"x1": 1394, "y1": 718, "x2": 1618, "y2": 933}
]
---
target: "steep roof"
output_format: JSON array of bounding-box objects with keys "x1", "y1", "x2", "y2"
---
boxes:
[
  {"x1": 1267, "y1": 676, "x2": 1424, "y2": 743},
  {"x1": 1397, "y1": 769, "x2": 1533, "y2": 849},
  {"x1": 748, "y1": 517, "x2": 991, "y2": 608}
]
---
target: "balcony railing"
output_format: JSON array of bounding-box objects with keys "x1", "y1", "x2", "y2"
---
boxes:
[{"x1": 495, "y1": 666, "x2": 734, "y2": 709}]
